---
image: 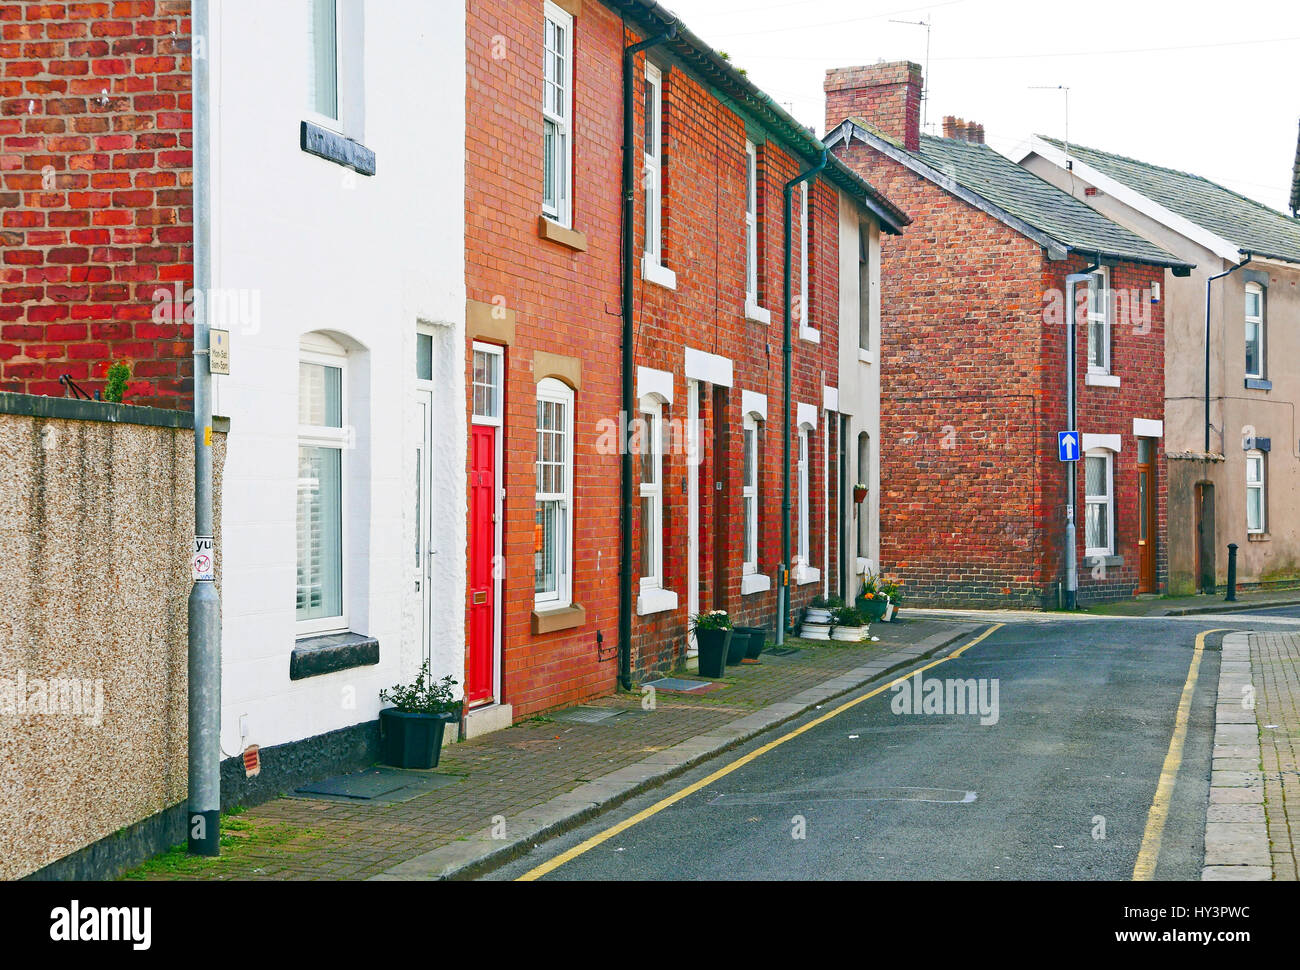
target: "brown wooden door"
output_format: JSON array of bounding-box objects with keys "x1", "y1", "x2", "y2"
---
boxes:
[{"x1": 1136, "y1": 438, "x2": 1156, "y2": 593}]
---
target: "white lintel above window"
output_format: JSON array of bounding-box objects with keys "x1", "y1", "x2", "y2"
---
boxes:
[{"x1": 1081, "y1": 433, "x2": 1122, "y2": 454}]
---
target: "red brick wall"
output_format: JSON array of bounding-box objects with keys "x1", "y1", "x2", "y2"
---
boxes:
[
  {"x1": 466, "y1": 1, "x2": 847, "y2": 718},
  {"x1": 835, "y1": 133, "x2": 1166, "y2": 606},
  {"x1": 1, "y1": 1, "x2": 193, "y2": 408},
  {"x1": 466, "y1": 0, "x2": 624, "y2": 719},
  {"x1": 824, "y1": 62, "x2": 921, "y2": 151}
]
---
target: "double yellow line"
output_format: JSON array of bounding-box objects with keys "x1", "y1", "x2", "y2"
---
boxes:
[
  {"x1": 518, "y1": 623, "x2": 1005, "y2": 881},
  {"x1": 1132, "y1": 628, "x2": 1226, "y2": 880}
]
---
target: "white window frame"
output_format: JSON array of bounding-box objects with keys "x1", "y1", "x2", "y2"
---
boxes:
[
  {"x1": 744, "y1": 141, "x2": 770, "y2": 323},
  {"x1": 471, "y1": 341, "x2": 504, "y2": 427},
  {"x1": 307, "y1": 0, "x2": 344, "y2": 132},
  {"x1": 638, "y1": 397, "x2": 665, "y2": 592},
  {"x1": 1246, "y1": 450, "x2": 1266, "y2": 534},
  {"x1": 297, "y1": 338, "x2": 349, "y2": 637},
  {"x1": 796, "y1": 428, "x2": 810, "y2": 566},
  {"x1": 742, "y1": 413, "x2": 759, "y2": 576},
  {"x1": 535, "y1": 377, "x2": 574, "y2": 609},
  {"x1": 1084, "y1": 448, "x2": 1115, "y2": 559},
  {"x1": 1245, "y1": 282, "x2": 1265, "y2": 380},
  {"x1": 1086, "y1": 266, "x2": 1111, "y2": 375},
  {"x1": 542, "y1": 2, "x2": 574, "y2": 228}
]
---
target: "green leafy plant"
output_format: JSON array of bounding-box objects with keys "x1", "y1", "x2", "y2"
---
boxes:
[
  {"x1": 831, "y1": 605, "x2": 866, "y2": 627},
  {"x1": 810, "y1": 594, "x2": 844, "y2": 610},
  {"x1": 104, "y1": 360, "x2": 130, "y2": 404},
  {"x1": 691, "y1": 609, "x2": 733, "y2": 633},
  {"x1": 380, "y1": 660, "x2": 461, "y2": 716},
  {"x1": 881, "y1": 578, "x2": 903, "y2": 607}
]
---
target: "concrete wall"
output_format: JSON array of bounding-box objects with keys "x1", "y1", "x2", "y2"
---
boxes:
[
  {"x1": 1023, "y1": 152, "x2": 1300, "y2": 591},
  {"x1": 0, "y1": 395, "x2": 225, "y2": 880},
  {"x1": 209, "y1": 0, "x2": 467, "y2": 755}
]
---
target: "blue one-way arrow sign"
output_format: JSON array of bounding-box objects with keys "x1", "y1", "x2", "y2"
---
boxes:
[{"x1": 1058, "y1": 431, "x2": 1080, "y2": 462}]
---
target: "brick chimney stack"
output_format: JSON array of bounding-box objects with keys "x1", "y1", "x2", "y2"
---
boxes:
[
  {"x1": 941, "y1": 116, "x2": 985, "y2": 145},
  {"x1": 824, "y1": 60, "x2": 923, "y2": 152}
]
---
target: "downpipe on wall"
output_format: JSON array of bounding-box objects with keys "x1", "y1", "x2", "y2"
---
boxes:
[
  {"x1": 1063, "y1": 262, "x2": 1098, "y2": 611},
  {"x1": 1203, "y1": 255, "x2": 1252, "y2": 453}
]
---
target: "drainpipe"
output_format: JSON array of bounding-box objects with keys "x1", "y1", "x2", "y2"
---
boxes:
[
  {"x1": 188, "y1": 0, "x2": 221, "y2": 856},
  {"x1": 1063, "y1": 261, "x2": 1098, "y2": 611},
  {"x1": 1204, "y1": 255, "x2": 1252, "y2": 453},
  {"x1": 619, "y1": 24, "x2": 676, "y2": 691},
  {"x1": 776, "y1": 151, "x2": 827, "y2": 645}
]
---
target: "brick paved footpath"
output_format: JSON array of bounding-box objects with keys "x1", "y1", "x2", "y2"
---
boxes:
[
  {"x1": 125, "y1": 618, "x2": 977, "y2": 881},
  {"x1": 1203, "y1": 631, "x2": 1300, "y2": 881}
]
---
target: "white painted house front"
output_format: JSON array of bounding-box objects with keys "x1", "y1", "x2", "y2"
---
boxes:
[{"x1": 207, "y1": 0, "x2": 466, "y2": 778}]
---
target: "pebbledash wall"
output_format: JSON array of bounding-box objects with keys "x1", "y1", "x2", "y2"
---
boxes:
[
  {"x1": 1, "y1": 0, "x2": 195, "y2": 408},
  {"x1": 827, "y1": 63, "x2": 1167, "y2": 607},
  {"x1": 210, "y1": 0, "x2": 467, "y2": 782},
  {"x1": 0, "y1": 394, "x2": 225, "y2": 880}
]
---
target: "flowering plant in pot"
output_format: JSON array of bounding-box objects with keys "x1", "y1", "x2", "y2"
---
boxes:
[
  {"x1": 881, "y1": 578, "x2": 903, "y2": 621},
  {"x1": 852, "y1": 482, "x2": 868, "y2": 505},
  {"x1": 691, "y1": 610, "x2": 733, "y2": 678},
  {"x1": 856, "y1": 573, "x2": 889, "y2": 623},
  {"x1": 378, "y1": 661, "x2": 462, "y2": 769}
]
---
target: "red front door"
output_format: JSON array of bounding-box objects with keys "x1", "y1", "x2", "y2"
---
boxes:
[{"x1": 467, "y1": 424, "x2": 497, "y2": 706}]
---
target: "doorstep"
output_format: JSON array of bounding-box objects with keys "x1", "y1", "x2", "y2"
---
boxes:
[{"x1": 462, "y1": 703, "x2": 514, "y2": 740}]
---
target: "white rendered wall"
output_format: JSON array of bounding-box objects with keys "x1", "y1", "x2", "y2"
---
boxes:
[{"x1": 208, "y1": 0, "x2": 466, "y2": 753}]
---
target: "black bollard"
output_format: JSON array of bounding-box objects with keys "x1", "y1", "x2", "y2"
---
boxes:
[{"x1": 1226, "y1": 543, "x2": 1238, "y2": 602}]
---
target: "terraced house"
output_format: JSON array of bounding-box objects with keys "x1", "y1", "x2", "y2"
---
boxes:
[
  {"x1": 1023, "y1": 135, "x2": 1300, "y2": 594},
  {"x1": 824, "y1": 62, "x2": 1193, "y2": 608},
  {"x1": 463, "y1": 0, "x2": 907, "y2": 730}
]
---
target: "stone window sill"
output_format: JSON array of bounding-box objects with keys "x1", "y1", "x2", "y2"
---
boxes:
[
  {"x1": 636, "y1": 587, "x2": 679, "y2": 616},
  {"x1": 538, "y1": 216, "x2": 588, "y2": 252},
  {"x1": 1086, "y1": 373, "x2": 1121, "y2": 388},
  {"x1": 798, "y1": 325, "x2": 821, "y2": 344},
  {"x1": 858, "y1": 349, "x2": 875, "y2": 365},
  {"x1": 641, "y1": 256, "x2": 677, "y2": 290},
  {"x1": 1245, "y1": 378, "x2": 1272, "y2": 391},
  {"x1": 300, "y1": 121, "x2": 376, "y2": 176},
  {"x1": 532, "y1": 603, "x2": 586, "y2": 635},
  {"x1": 741, "y1": 572, "x2": 771, "y2": 596},
  {"x1": 1247, "y1": 533, "x2": 1270, "y2": 542},
  {"x1": 745, "y1": 299, "x2": 771, "y2": 325},
  {"x1": 794, "y1": 563, "x2": 821, "y2": 586},
  {"x1": 290, "y1": 631, "x2": 380, "y2": 681},
  {"x1": 1084, "y1": 553, "x2": 1123, "y2": 567}
]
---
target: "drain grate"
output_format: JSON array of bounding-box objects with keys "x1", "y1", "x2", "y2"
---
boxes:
[
  {"x1": 643, "y1": 677, "x2": 717, "y2": 694},
  {"x1": 293, "y1": 767, "x2": 464, "y2": 804}
]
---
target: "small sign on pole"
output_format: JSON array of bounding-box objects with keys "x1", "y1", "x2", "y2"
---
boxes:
[
  {"x1": 1058, "y1": 431, "x2": 1080, "y2": 463},
  {"x1": 192, "y1": 536, "x2": 215, "y2": 583},
  {"x1": 210, "y1": 329, "x2": 230, "y2": 375}
]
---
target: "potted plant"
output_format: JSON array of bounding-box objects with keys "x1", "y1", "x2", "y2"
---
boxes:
[
  {"x1": 804, "y1": 594, "x2": 842, "y2": 625},
  {"x1": 800, "y1": 605, "x2": 832, "y2": 640},
  {"x1": 881, "y1": 578, "x2": 903, "y2": 621},
  {"x1": 729, "y1": 624, "x2": 764, "y2": 665},
  {"x1": 857, "y1": 573, "x2": 889, "y2": 623},
  {"x1": 852, "y1": 482, "x2": 868, "y2": 505},
  {"x1": 830, "y1": 605, "x2": 870, "y2": 642},
  {"x1": 733, "y1": 624, "x2": 768, "y2": 661},
  {"x1": 378, "y1": 661, "x2": 462, "y2": 769},
  {"x1": 692, "y1": 610, "x2": 733, "y2": 678}
]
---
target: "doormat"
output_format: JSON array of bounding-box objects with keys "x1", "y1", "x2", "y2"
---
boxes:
[
  {"x1": 642, "y1": 677, "x2": 721, "y2": 695},
  {"x1": 550, "y1": 706, "x2": 645, "y2": 725},
  {"x1": 764, "y1": 647, "x2": 802, "y2": 657},
  {"x1": 293, "y1": 767, "x2": 464, "y2": 804}
]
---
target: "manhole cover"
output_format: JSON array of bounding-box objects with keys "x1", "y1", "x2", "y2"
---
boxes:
[
  {"x1": 643, "y1": 677, "x2": 717, "y2": 694},
  {"x1": 551, "y1": 706, "x2": 628, "y2": 724},
  {"x1": 293, "y1": 767, "x2": 463, "y2": 804}
]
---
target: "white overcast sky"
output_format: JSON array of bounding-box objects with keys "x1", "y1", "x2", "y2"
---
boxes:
[{"x1": 660, "y1": 0, "x2": 1300, "y2": 212}]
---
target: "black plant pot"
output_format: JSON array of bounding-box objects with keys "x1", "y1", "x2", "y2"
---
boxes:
[
  {"x1": 734, "y1": 625, "x2": 767, "y2": 660},
  {"x1": 725, "y1": 627, "x2": 750, "y2": 666},
  {"x1": 379, "y1": 708, "x2": 457, "y2": 769},
  {"x1": 696, "y1": 628, "x2": 732, "y2": 678}
]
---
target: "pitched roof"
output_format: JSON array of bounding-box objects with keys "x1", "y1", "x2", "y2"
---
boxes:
[
  {"x1": 600, "y1": 0, "x2": 909, "y2": 233},
  {"x1": 1291, "y1": 120, "x2": 1300, "y2": 217},
  {"x1": 831, "y1": 119, "x2": 1189, "y2": 269},
  {"x1": 1041, "y1": 136, "x2": 1300, "y2": 265}
]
